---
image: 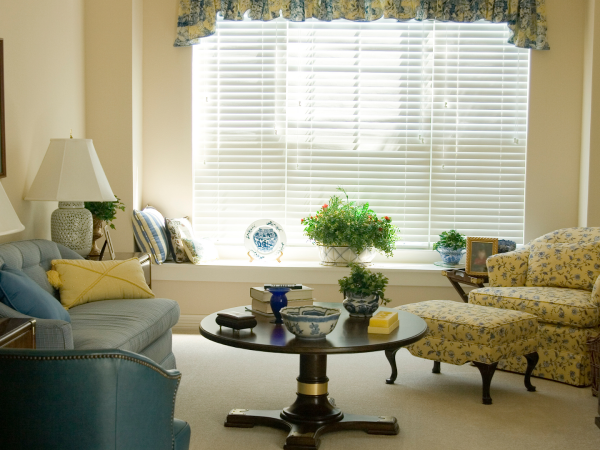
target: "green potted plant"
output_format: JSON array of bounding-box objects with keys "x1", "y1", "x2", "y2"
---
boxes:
[
  {"x1": 84, "y1": 196, "x2": 126, "y2": 256},
  {"x1": 302, "y1": 188, "x2": 400, "y2": 266},
  {"x1": 433, "y1": 229, "x2": 467, "y2": 265},
  {"x1": 338, "y1": 263, "x2": 389, "y2": 317}
]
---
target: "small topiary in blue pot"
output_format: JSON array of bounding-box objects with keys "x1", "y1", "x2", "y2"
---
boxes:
[
  {"x1": 435, "y1": 246, "x2": 466, "y2": 265},
  {"x1": 433, "y1": 230, "x2": 466, "y2": 265},
  {"x1": 338, "y1": 263, "x2": 389, "y2": 318}
]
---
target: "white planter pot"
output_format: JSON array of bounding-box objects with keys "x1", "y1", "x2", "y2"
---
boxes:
[{"x1": 318, "y1": 246, "x2": 376, "y2": 267}]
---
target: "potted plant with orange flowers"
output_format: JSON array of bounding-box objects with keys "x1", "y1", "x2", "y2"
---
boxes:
[{"x1": 302, "y1": 188, "x2": 400, "y2": 266}]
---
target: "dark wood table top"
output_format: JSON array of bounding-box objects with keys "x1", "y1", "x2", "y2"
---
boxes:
[{"x1": 200, "y1": 302, "x2": 428, "y2": 355}]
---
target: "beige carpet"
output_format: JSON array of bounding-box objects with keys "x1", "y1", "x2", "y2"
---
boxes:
[{"x1": 173, "y1": 334, "x2": 600, "y2": 450}]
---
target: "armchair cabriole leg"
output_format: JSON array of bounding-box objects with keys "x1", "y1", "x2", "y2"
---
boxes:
[
  {"x1": 472, "y1": 361, "x2": 498, "y2": 405},
  {"x1": 385, "y1": 348, "x2": 400, "y2": 384},
  {"x1": 432, "y1": 361, "x2": 441, "y2": 374},
  {"x1": 524, "y1": 352, "x2": 539, "y2": 392}
]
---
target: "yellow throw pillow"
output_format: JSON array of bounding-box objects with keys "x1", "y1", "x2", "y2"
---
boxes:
[
  {"x1": 51, "y1": 258, "x2": 155, "y2": 309},
  {"x1": 526, "y1": 242, "x2": 600, "y2": 291}
]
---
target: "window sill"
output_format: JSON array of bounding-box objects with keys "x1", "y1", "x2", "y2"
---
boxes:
[{"x1": 153, "y1": 260, "x2": 449, "y2": 287}]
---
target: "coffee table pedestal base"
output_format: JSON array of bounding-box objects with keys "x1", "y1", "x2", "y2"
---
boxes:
[
  {"x1": 224, "y1": 354, "x2": 399, "y2": 450},
  {"x1": 225, "y1": 409, "x2": 399, "y2": 450}
]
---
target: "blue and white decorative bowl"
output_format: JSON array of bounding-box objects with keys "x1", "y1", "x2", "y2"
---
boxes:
[
  {"x1": 436, "y1": 246, "x2": 466, "y2": 265},
  {"x1": 280, "y1": 306, "x2": 341, "y2": 340},
  {"x1": 342, "y1": 292, "x2": 379, "y2": 318},
  {"x1": 498, "y1": 239, "x2": 517, "y2": 254}
]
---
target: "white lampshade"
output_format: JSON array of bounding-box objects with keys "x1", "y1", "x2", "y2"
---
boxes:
[
  {"x1": 0, "y1": 181, "x2": 25, "y2": 236},
  {"x1": 25, "y1": 139, "x2": 115, "y2": 201}
]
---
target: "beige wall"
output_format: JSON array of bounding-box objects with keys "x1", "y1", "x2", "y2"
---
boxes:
[
  {"x1": 142, "y1": 0, "x2": 193, "y2": 219},
  {"x1": 0, "y1": 0, "x2": 86, "y2": 245},
  {"x1": 579, "y1": 0, "x2": 600, "y2": 227},
  {"x1": 524, "y1": 0, "x2": 585, "y2": 240},
  {"x1": 84, "y1": 0, "x2": 143, "y2": 252}
]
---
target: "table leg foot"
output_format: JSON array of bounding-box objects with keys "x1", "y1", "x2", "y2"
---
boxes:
[
  {"x1": 385, "y1": 348, "x2": 400, "y2": 384},
  {"x1": 524, "y1": 352, "x2": 539, "y2": 392},
  {"x1": 473, "y1": 361, "x2": 498, "y2": 405},
  {"x1": 225, "y1": 409, "x2": 288, "y2": 431}
]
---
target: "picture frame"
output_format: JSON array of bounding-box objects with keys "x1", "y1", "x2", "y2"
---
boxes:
[
  {"x1": 104, "y1": 225, "x2": 115, "y2": 261},
  {"x1": 0, "y1": 39, "x2": 6, "y2": 178},
  {"x1": 465, "y1": 237, "x2": 498, "y2": 277}
]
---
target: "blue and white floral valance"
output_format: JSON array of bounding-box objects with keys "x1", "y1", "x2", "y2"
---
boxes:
[{"x1": 174, "y1": 0, "x2": 549, "y2": 50}]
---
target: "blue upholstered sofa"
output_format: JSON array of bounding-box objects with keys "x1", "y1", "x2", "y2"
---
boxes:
[{"x1": 0, "y1": 239, "x2": 180, "y2": 369}]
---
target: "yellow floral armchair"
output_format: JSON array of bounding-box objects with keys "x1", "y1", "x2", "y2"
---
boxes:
[{"x1": 469, "y1": 227, "x2": 600, "y2": 386}]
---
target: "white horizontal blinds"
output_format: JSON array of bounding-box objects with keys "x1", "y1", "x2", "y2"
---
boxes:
[
  {"x1": 285, "y1": 21, "x2": 435, "y2": 244},
  {"x1": 193, "y1": 20, "x2": 288, "y2": 241},
  {"x1": 429, "y1": 23, "x2": 529, "y2": 242},
  {"x1": 192, "y1": 18, "x2": 529, "y2": 246}
]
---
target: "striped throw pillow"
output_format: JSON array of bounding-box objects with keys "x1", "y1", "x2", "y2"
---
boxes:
[{"x1": 132, "y1": 206, "x2": 170, "y2": 264}]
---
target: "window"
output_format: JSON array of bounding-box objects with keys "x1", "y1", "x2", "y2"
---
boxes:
[{"x1": 192, "y1": 17, "x2": 529, "y2": 248}]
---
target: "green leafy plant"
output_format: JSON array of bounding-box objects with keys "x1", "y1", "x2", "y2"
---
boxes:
[
  {"x1": 84, "y1": 196, "x2": 126, "y2": 229},
  {"x1": 302, "y1": 188, "x2": 400, "y2": 257},
  {"x1": 432, "y1": 230, "x2": 466, "y2": 251},
  {"x1": 338, "y1": 263, "x2": 390, "y2": 304}
]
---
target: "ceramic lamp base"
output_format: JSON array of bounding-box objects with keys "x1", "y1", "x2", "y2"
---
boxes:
[{"x1": 51, "y1": 201, "x2": 93, "y2": 257}]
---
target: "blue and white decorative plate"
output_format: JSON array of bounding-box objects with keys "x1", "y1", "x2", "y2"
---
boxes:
[{"x1": 244, "y1": 219, "x2": 287, "y2": 260}]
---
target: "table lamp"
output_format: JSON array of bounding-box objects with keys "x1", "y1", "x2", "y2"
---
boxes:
[
  {"x1": 0, "y1": 181, "x2": 25, "y2": 236},
  {"x1": 25, "y1": 138, "x2": 115, "y2": 256}
]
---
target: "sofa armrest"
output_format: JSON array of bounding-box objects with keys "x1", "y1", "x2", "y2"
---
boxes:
[
  {"x1": 486, "y1": 245, "x2": 530, "y2": 287},
  {"x1": 35, "y1": 319, "x2": 74, "y2": 349}
]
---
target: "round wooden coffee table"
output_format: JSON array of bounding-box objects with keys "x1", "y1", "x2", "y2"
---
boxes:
[{"x1": 200, "y1": 302, "x2": 427, "y2": 450}]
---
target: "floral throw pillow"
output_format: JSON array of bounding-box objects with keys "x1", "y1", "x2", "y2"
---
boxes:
[
  {"x1": 165, "y1": 217, "x2": 193, "y2": 263},
  {"x1": 526, "y1": 242, "x2": 600, "y2": 291},
  {"x1": 182, "y1": 237, "x2": 219, "y2": 265}
]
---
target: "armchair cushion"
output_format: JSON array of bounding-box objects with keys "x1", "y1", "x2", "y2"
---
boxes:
[
  {"x1": 526, "y1": 242, "x2": 600, "y2": 291},
  {"x1": 0, "y1": 268, "x2": 70, "y2": 322},
  {"x1": 469, "y1": 286, "x2": 599, "y2": 327}
]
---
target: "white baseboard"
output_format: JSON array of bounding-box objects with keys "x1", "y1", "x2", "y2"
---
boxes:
[{"x1": 173, "y1": 314, "x2": 207, "y2": 334}]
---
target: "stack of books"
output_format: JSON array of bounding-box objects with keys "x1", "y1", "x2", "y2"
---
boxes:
[{"x1": 246, "y1": 285, "x2": 314, "y2": 316}]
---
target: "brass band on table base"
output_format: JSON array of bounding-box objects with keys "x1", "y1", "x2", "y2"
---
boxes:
[{"x1": 297, "y1": 381, "x2": 328, "y2": 396}]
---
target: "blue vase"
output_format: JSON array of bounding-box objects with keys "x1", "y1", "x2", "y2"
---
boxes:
[
  {"x1": 436, "y1": 246, "x2": 466, "y2": 265},
  {"x1": 268, "y1": 287, "x2": 291, "y2": 324}
]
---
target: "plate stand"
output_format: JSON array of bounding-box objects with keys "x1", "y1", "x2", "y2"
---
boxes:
[{"x1": 224, "y1": 354, "x2": 399, "y2": 450}]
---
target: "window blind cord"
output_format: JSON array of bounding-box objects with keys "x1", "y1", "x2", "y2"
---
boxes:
[{"x1": 427, "y1": 21, "x2": 436, "y2": 249}]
